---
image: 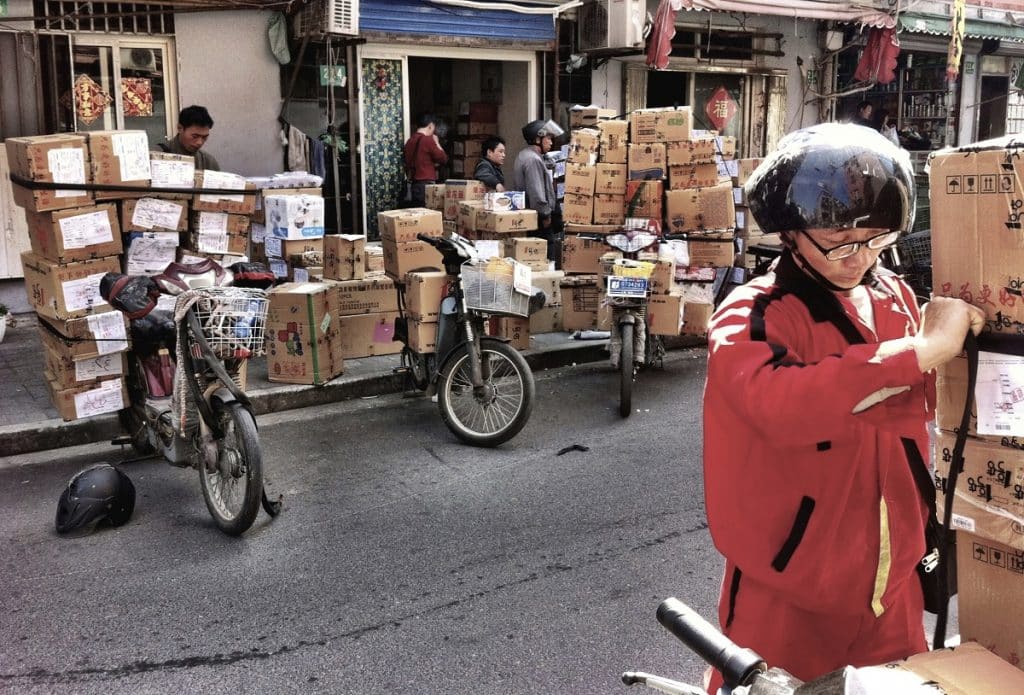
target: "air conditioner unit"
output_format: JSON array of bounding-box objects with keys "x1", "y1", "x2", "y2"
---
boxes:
[
  {"x1": 293, "y1": 0, "x2": 360, "y2": 38},
  {"x1": 122, "y1": 48, "x2": 157, "y2": 72},
  {"x1": 578, "y1": 0, "x2": 646, "y2": 52}
]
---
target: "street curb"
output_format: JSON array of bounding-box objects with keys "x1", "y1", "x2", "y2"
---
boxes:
[{"x1": 0, "y1": 340, "x2": 615, "y2": 458}]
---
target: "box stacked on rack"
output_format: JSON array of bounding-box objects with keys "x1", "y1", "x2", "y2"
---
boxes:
[
  {"x1": 334, "y1": 275, "x2": 402, "y2": 359},
  {"x1": 249, "y1": 185, "x2": 323, "y2": 278},
  {"x1": 378, "y1": 208, "x2": 444, "y2": 280},
  {"x1": 402, "y1": 271, "x2": 449, "y2": 353}
]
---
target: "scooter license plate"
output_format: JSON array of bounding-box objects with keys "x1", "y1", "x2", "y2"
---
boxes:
[{"x1": 607, "y1": 276, "x2": 649, "y2": 298}]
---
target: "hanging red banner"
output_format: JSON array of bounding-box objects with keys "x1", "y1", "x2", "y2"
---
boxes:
[{"x1": 705, "y1": 86, "x2": 738, "y2": 132}]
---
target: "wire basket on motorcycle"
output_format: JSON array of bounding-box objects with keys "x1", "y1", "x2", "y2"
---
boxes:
[
  {"x1": 460, "y1": 257, "x2": 532, "y2": 317},
  {"x1": 186, "y1": 286, "x2": 269, "y2": 359}
]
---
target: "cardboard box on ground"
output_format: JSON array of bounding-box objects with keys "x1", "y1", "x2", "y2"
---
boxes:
[{"x1": 266, "y1": 282, "x2": 344, "y2": 386}]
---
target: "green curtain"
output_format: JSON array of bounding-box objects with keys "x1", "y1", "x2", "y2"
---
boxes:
[{"x1": 361, "y1": 59, "x2": 405, "y2": 239}]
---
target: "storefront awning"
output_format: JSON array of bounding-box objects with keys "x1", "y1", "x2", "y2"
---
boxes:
[
  {"x1": 899, "y1": 11, "x2": 1024, "y2": 44},
  {"x1": 679, "y1": 0, "x2": 895, "y2": 28},
  {"x1": 359, "y1": 0, "x2": 556, "y2": 42}
]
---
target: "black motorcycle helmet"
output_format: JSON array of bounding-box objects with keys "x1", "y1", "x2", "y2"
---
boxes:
[
  {"x1": 744, "y1": 123, "x2": 916, "y2": 237},
  {"x1": 55, "y1": 464, "x2": 136, "y2": 535},
  {"x1": 521, "y1": 119, "x2": 566, "y2": 146}
]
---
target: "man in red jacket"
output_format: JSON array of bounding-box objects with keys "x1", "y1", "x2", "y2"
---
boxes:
[
  {"x1": 403, "y1": 112, "x2": 448, "y2": 208},
  {"x1": 703, "y1": 123, "x2": 984, "y2": 693}
]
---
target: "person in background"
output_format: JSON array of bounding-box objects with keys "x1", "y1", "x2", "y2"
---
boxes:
[
  {"x1": 701, "y1": 123, "x2": 984, "y2": 694},
  {"x1": 510, "y1": 119, "x2": 563, "y2": 264},
  {"x1": 403, "y1": 112, "x2": 448, "y2": 208},
  {"x1": 852, "y1": 100, "x2": 874, "y2": 128},
  {"x1": 157, "y1": 105, "x2": 220, "y2": 171},
  {"x1": 474, "y1": 136, "x2": 507, "y2": 192},
  {"x1": 877, "y1": 109, "x2": 901, "y2": 147}
]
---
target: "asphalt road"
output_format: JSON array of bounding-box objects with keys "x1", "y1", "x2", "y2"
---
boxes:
[{"x1": 0, "y1": 349, "x2": 722, "y2": 695}]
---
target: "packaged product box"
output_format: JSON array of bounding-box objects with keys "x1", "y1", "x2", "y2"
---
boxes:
[
  {"x1": 45, "y1": 373, "x2": 128, "y2": 422},
  {"x1": 364, "y1": 244, "x2": 385, "y2": 276},
  {"x1": 562, "y1": 194, "x2": 594, "y2": 225},
  {"x1": 379, "y1": 207, "x2": 445, "y2": 243},
  {"x1": 382, "y1": 237, "x2": 442, "y2": 278},
  {"x1": 43, "y1": 340, "x2": 127, "y2": 391},
  {"x1": 675, "y1": 280, "x2": 716, "y2": 305},
  {"x1": 149, "y1": 152, "x2": 195, "y2": 200},
  {"x1": 656, "y1": 107, "x2": 693, "y2": 142},
  {"x1": 625, "y1": 180, "x2": 664, "y2": 220},
  {"x1": 287, "y1": 266, "x2": 322, "y2": 283},
  {"x1": 443, "y1": 179, "x2": 487, "y2": 220},
  {"x1": 337, "y1": 311, "x2": 402, "y2": 359},
  {"x1": 934, "y1": 356, "x2": 983, "y2": 437},
  {"x1": 569, "y1": 105, "x2": 617, "y2": 129},
  {"x1": 407, "y1": 318, "x2": 438, "y2": 353},
  {"x1": 593, "y1": 194, "x2": 626, "y2": 225},
  {"x1": 124, "y1": 232, "x2": 179, "y2": 275},
  {"x1": 666, "y1": 138, "x2": 718, "y2": 167},
  {"x1": 668, "y1": 163, "x2": 721, "y2": 191},
  {"x1": 597, "y1": 120, "x2": 629, "y2": 164},
  {"x1": 934, "y1": 431, "x2": 1024, "y2": 550},
  {"x1": 682, "y1": 302, "x2": 714, "y2": 337},
  {"x1": 530, "y1": 270, "x2": 564, "y2": 307},
  {"x1": 189, "y1": 211, "x2": 250, "y2": 255},
  {"x1": 564, "y1": 163, "x2": 597, "y2": 196},
  {"x1": 425, "y1": 183, "x2": 447, "y2": 210},
  {"x1": 568, "y1": 129, "x2": 600, "y2": 166},
  {"x1": 21, "y1": 252, "x2": 120, "y2": 320},
  {"x1": 266, "y1": 282, "x2": 344, "y2": 385},
  {"x1": 265, "y1": 237, "x2": 324, "y2": 264},
  {"x1": 494, "y1": 316, "x2": 530, "y2": 350},
  {"x1": 503, "y1": 237, "x2": 548, "y2": 270},
  {"x1": 665, "y1": 182, "x2": 736, "y2": 233},
  {"x1": 5, "y1": 134, "x2": 93, "y2": 212},
  {"x1": 562, "y1": 235, "x2": 608, "y2": 275},
  {"x1": 84, "y1": 130, "x2": 151, "y2": 200},
  {"x1": 858, "y1": 639, "x2": 1024, "y2": 686},
  {"x1": 736, "y1": 158, "x2": 764, "y2": 186},
  {"x1": 686, "y1": 232, "x2": 737, "y2": 268},
  {"x1": 930, "y1": 136, "x2": 1024, "y2": 326},
  {"x1": 25, "y1": 204, "x2": 122, "y2": 263},
  {"x1": 458, "y1": 200, "x2": 487, "y2": 235},
  {"x1": 627, "y1": 143, "x2": 667, "y2": 181},
  {"x1": 591, "y1": 164, "x2": 624, "y2": 197},
  {"x1": 405, "y1": 271, "x2": 450, "y2": 321},
  {"x1": 323, "y1": 234, "x2": 366, "y2": 281},
  {"x1": 334, "y1": 276, "x2": 399, "y2": 316},
  {"x1": 263, "y1": 194, "x2": 325, "y2": 240},
  {"x1": 648, "y1": 292, "x2": 686, "y2": 336},
  {"x1": 629, "y1": 110, "x2": 660, "y2": 144},
  {"x1": 121, "y1": 197, "x2": 188, "y2": 233},
  {"x1": 483, "y1": 191, "x2": 526, "y2": 211},
  {"x1": 37, "y1": 311, "x2": 130, "y2": 361},
  {"x1": 252, "y1": 186, "x2": 322, "y2": 224},
  {"x1": 192, "y1": 170, "x2": 257, "y2": 215},
  {"x1": 560, "y1": 275, "x2": 600, "y2": 330},
  {"x1": 957, "y1": 533, "x2": 1024, "y2": 671},
  {"x1": 529, "y1": 305, "x2": 562, "y2": 333},
  {"x1": 475, "y1": 209, "x2": 539, "y2": 234}
]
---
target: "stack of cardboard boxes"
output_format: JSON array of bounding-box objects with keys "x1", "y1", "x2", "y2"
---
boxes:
[
  {"x1": 451, "y1": 102, "x2": 498, "y2": 178},
  {"x1": 251, "y1": 185, "x2": 325, "y2": 282},
  {"x1": 929, "y1": 135, "x2": 1024, "y2": 671}
]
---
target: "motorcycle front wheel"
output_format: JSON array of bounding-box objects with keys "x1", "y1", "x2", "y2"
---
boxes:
[
  {"x1": 619, "y1": 322, "x2": 634, "y2": 418},
  {"x1": 198, "y1": 401, "x2": 263, "y2": 535},
  {"x1": 437, "y1": 338, "x2": 534, "y2": 447}
]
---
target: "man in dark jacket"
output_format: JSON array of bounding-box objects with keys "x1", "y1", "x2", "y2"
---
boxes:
[
  {"x1": 157, "y1": 105, "x2": 220, "y2": 171},
  {"x1": 474, "y1": 136, "x2": 506, "y2": 191}
]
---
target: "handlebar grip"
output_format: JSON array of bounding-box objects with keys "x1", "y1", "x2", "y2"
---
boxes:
[
  {"x1": 656, "y1": 598, "x2": 766, "y2": 688},
  {"x1": 416, "y1": 233, "x2": 440, "y2": 246}
]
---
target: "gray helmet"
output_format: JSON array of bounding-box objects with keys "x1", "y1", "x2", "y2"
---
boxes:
[
  {"x1": 55, "y1": 464, "x2": 135, "y2": 535},
  {"x1": 745, "y1": 123, "x2": 916, "y2": 235},
  {"x1": 522, "y1": 119, "x2": 565, "y2": 145}
]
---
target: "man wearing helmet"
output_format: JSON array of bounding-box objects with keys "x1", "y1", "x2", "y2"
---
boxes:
[
  {"x1": 702, "y1": 123, "x2": 984, "y2": 693},
  {"x1": 511, "y1": 119, "x2": 563, "y2": 264}
]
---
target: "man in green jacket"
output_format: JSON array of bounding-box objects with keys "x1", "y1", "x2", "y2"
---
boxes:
[{"x1": 157, "y1": 105, "x2": 221, "y2": 171}]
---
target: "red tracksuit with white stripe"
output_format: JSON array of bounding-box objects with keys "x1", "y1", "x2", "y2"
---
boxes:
[{"x1": 702, "y1": 252, "x2": 933, "y2": 691}]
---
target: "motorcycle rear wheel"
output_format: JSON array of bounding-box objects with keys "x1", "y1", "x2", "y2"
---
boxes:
[
  {"x1": 198, "y1": 401, "x2": 263, "y2": 535},
  {"x1": 619, "y1": 322, "x2": 634, "y2": 418}
]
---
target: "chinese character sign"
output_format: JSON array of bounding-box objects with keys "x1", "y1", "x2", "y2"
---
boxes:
[
  {"x1": 705, "y1": 86, "x2": 738, "y2": 132},
  {"x1": 947, "y1": 0, "x2": 966, "y2": 82}
]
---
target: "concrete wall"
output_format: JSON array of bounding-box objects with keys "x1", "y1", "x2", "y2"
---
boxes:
[{"x1": 173, "y1": 11, "x2": 283, "y2": 177}]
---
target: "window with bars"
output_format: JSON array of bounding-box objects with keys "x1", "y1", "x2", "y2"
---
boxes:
[{"x1": 32, "y1": 1, "x2": 175, "y2": 34}]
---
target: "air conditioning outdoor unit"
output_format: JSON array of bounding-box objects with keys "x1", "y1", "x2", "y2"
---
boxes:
[
  {"x1": 578, "y1": 0, "x2": 646, "y2": 52},
  {"x1": 293, "y1": 0, "x2": 360, "y2": 38},
  {"x1": 122, "y1": 48, "x2": 157, "y2": 72}
]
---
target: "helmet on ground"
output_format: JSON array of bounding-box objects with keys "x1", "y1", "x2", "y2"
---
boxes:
[
  {"x1": 55, "y1": 464, "x2": 136, "y2": 535},
  {"x1": 521, "y1": 119, "x2": 565, "y2": 145},
  {"x1": 744, "y1": 123, "x2": 915, "y2": 236}
]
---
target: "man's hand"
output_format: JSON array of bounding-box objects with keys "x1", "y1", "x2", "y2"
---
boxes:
[
  {"x1": 913, "y1": 297, "x2": 986, "y2": 371},
  {"x1": 541, "y1": 215, "x2": 551, "y2": 229}
]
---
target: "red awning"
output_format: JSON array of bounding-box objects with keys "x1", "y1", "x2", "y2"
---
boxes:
[{"x1": 646, "y1": 0, "x2": 680, "y2": 70}]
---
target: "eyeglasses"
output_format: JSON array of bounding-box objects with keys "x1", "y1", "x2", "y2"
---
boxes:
[{"x1": 802, "y1": 230, "x2": 900, "y2": 261}]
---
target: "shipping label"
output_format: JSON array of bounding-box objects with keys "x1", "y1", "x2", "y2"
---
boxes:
[
  {"x1": 85, "y1": 311, "x2": 129, "y2": 355},
  {"x1": 58, "y1": 210, "x2": 113, "y2": 249},
  {"x1": 74, "y1": 354, "x2": 123, "y2": 381},
  {"x1": 73, "y1": 377, "x2": 124, "y2": 418},
  {"x1": 976, "y1": 351, "x2": 1024, "y2": 436},
  {"x1": 132, "y1": 198, "x2": 183, "y2": 230},
  {"x1": 197, "y1": 211, "x2": 229, "y2": 234},
  {"x1": 199, "y1": 171, "x2": 245, "y2": 203},
  {"x1": 112, "y1": 132, "x2": 151, "y2": 181},
  {"x1": 126, "y1": 233, "x2": 178, "y2": 276},
  {"x1": 150, "y1": 159, "x2": 194, "y2": 188},
  {"x1": 47, "y1": 148, "x2": 86, "y2": 198},
  {"x1": 197, "y1": 231, "x2": 229, "y2": 254},
  {"x1": 62, "y1": 272, "x2": 107, "y2": 312}
]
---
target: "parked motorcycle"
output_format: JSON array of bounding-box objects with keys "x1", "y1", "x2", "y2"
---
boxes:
[
  {"x1": 100, "y1": 259, "x2": 280, "y2": 535},
  {"x1": 394, "y1": 232, "x2": 545, "y2": 447}
]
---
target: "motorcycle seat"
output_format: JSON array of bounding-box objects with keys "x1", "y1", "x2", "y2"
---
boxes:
[{"x1": 154, "y1": 259, "x2": 232, "y2": 295}]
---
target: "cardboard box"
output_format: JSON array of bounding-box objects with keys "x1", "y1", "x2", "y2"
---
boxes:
[
  {"x1": 37, "y1": 311, "x2": 130, "y2": 361},
  {"x1": 124, "y1": 232, "x2": 178, "y2": 275},
  {"x1": 594, "y1": 163, "x2": 627, "y2": 195},
  {"x1": 252, "y1": 186, "x2": 322, "y2": 223},
  {"x1": 563, "y1": 223, "x2": 622, "y2": 236},
  {"x1": 443, "y1": 179, "x2": 487, "y2": 220},
  {"x1": 568, "y1": 129, "x2": 600, "y2": 166},
  {"x1": 192, "y1": 170, "x2": 257, "y2": 215},
  {"x1": 648, "y1": 292, "x2": 686, "y2": 336},
  {"x1": 323, "y1": 235, "x2": 366, "y2": 281},
  {"x1": 337, "y1": 311, "x2": 402, "y2": 359},
  {"x1": 592, "y1": 194, "x2": 625, "y2": 225},
  {"x1": 669, "y1": 163, "x2": 721, "y2": 191},
  {"x1": 189, "y1": 211, "x2": 250, "y2": 255},
  {"x1": 957, "y1": 533, "x2": 1024, "y2": 671},
  {"x1": 266, "y1": 282, "x2": 343, "y2": 385},
  {"x1": 560, "y1": 275, "x2": 600, "y2": 330},
  {"x1": 565, "y1": 163, "x2": 597, "y2": 196},
  {"x1": 148, "y1": 152, "x2": 195, "y2": 200},
  {"x1": 682, "y1": 302, "x2": 714, "y2": 337},
  {"x1": 717, "y1": 136, "x2": 737, "y2": 160},
  {"x1": 5, "y1": 134, "x2": 93, "y2": 212},
  {"x1": 25, "y1": 204, "x2": 121, "y2": 264},
  {"x1": 562, "y1": 235, "x2": 609, "y2": 275},
  {"x1": 529, "y1": 305, "x2": 562, "y2": 333},
  {"x1": 21, "y1": 252, "x2": 120, "y2": 320},
  {"x1": 45, "y1": 373, "x2": 127, "y2": 422},
  {"x1": 405, "y1": 271, "x2": 450, "y2": 321},
  {"x1": 629, "y1": 110, "x2": 659, "y2": 144},
  {"x1": 648, "y1": 258, "x2": 676, "y2": 295},
  {"x1": 625, "y1": 180, "x2": 664, "y2": 220},
  {"x1": 597, "y1": 120, "x2": 629, "y2": 164},
  {"x1": 562, "y1": 194, "x2": 594, "y2": 226},
  {"x1": 859, "y1": 639, "x2": 1024, "y2": 687},
  {"x1": 531, "y1": 270, "x2": 564, "y2": 307},
  {"x1": 665, "y1": 182, "x2": 736, "y2": 233},
  {"x1": 455, "y1": 200, "x2": 484, "y2": 236},
  {"x1": 43, "y1": 340, "x2": 127, "y2": 390},
  {"x1": 475, "y1": 209, "x2": 539, "y2": 234},
  {"x1": 503, "y1": 237, "x2": 548, "y2": 269},
  {"x1": 407, "y1": 318, "x2": 438, "y2": 353},
  {"x1": 121, "y1": 197, "x2": 188, "y2": 233},
  {"x1": 736, "y1": 158, "x2": 764, "y2": 186},
  {"x1": 425, "y1": 183, "x2": 447, "y2": 210},
  {"x1": 458, "y1": 101, "x2": 499, "y2": 121},
  {"x1": 265, "y1": 236, "x2": 324, "y2": 263},
  {"x1": 570, "y1": 105, "x2": 617, "y2": 128},
  {"x1": 263, "y1": 194, "x2": 324, "y2": 240},
  {"x1": 456, "y1": 121, "x2": 496, "y2": 137},
  {"x1": 85, "y1": 130, "x2": 151, "y2": 200},
  {"x1": 628, "y1": 143, "x2": 667, "y2": 181},
  {"x1": 379, "y1": 208, "x2": 445, "y2": 243},
  {"x1": 483, "y1": 191, "x2": 526, "y2": 211},
  {"x1": 334, "y1": 277, "x2": 399, "y2": 316},
  {"x1": 494, "y1": 316, "x2": 530, "y2": 350},
  {"x1": 666, "y1": 138, "x2": 718, "y2": 166},
  {"x1": 686, "y1": 232, "x2": 737, "y2": 268},
  {"x1": 656, "y1": 107, "x2": 693, "y2": 142},
  {"x1": 452, "y1": 139, "x2": 483, "y2": 158}
]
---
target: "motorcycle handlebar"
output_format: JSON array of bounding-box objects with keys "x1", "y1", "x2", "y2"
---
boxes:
[{"x1": 656, "y1": 598, "x2": 766, "y2": 689}]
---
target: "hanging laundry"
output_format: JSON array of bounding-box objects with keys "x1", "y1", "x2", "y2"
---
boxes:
[
  {"x1": 311, "y1": 138, "x2": 326, "y2": 178},
  {"x1": 288, "y1": 124, "x2": 310, "y2": 172}
]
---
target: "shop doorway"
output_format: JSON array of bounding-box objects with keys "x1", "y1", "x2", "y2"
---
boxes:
[
  {"x1": 978, "y1": 75, "x2": 1009, "y2": 141},
  {"x1": 646, "y1": 71, "x2": 690, "y2": 109}
]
